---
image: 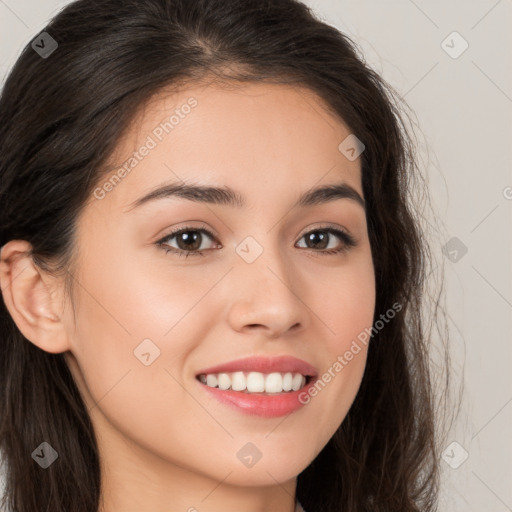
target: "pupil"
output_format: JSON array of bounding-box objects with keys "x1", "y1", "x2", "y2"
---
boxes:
[
  {"x1": 179, "y1": 232, "x2": 200, "y2": 250},
  {"x1": 308, "y1": 231, "x2": 327, "y2": 249}
]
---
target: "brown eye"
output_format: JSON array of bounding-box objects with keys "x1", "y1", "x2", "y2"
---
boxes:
[
  {"x1": 296, "y1": 227, "x2": 357, "y2": 254},
  {"x1": 156, "y1": 227, "x2": 218, "y2": 257}
]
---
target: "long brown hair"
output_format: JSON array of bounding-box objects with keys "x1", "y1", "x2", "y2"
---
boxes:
[{"x1": 0, "y1": 0, "x2": 453, "y2": 510}]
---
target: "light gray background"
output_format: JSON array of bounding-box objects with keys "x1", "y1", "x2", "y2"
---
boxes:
[{"x1": 1, "y1": 1, "x2": 511, "y2": 511}]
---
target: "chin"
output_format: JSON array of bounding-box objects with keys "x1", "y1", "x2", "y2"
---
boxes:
[{"x1": 213, "y1": 456, "x2": 310, "y2": 487}]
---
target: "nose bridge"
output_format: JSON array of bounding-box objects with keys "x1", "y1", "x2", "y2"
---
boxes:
[
  {"x1": 234, "y1": 233, "x2": 291, "y2": 291},
  {"x1": 227, "y1": 232, "x2": 306, "y2": 334}
]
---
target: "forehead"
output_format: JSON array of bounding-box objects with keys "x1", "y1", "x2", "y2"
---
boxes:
[{"x1": 97, "y1": 80, "x2": 362, "y2": 212}]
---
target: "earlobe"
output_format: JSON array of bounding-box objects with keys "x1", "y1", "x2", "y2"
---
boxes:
[{"x1": 0, "y1": 240, "x2": 70, "y2": 354}]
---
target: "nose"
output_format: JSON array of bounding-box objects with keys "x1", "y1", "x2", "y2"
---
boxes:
[{"x1": 226, "y1": 242, "x2": 309, "y2": 338}]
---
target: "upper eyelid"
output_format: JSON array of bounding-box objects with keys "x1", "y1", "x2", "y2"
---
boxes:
[{"x1": 158, "y1": 225, "x2": 217, "y2": 243}]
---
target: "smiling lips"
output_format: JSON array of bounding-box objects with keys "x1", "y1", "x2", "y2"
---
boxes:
[{"x1": 195, "y1": 355, "x2": 318, "y2": 417}]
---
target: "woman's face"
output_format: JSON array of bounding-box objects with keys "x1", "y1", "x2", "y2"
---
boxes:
[{"x1": 62, "y1": 81, "x2": 375, "y2": 491}]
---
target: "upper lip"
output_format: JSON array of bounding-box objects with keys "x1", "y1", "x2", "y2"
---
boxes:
[{"x1": 195, "y1": 355, "x2": 318, "y2": 377}]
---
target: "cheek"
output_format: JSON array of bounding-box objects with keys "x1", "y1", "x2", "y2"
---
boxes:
[
  {"x1": 64, "y1": 248, "x2": 174, "y2": 409},
  {"x1": 297, "y1": 253, "x2": 375, "y2": 441},
  {"x1": 314, "y1": 249, "x2": 376, "y2": 348},
  {"x1": 65, "y1": 259, "x2": 211, "y2": 471}
]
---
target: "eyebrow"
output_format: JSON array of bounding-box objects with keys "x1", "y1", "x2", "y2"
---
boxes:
[{"x1": 124, "y1": 181, "x2": 365, "y2": 212}]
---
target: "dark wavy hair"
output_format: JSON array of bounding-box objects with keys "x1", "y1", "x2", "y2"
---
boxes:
[{"x1": 0, "y1": 0, "x2": 454, "y2": 510}]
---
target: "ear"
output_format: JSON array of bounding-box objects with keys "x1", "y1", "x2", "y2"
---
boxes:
[{"x1": 0, "y1": 240, "x2": 71, "y2": 353}]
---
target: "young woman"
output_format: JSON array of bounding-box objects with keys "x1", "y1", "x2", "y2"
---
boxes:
[{"x1": 0, "y1": 0, "x2": 450, "y2": 511}]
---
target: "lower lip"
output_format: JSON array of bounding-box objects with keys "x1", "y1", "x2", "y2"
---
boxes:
[{"x1": 197, "y1": 378, "x2": 317, "y2": 418}]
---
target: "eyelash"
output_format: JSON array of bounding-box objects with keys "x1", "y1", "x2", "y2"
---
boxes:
[{"x1": 155, "y1": 223, "x2": 357, "y2": 259}]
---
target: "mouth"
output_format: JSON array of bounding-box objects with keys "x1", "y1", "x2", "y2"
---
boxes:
[
  {"x1": 194, "y1": 355, "x2": 318, "y2": 417},
  {"x1": 196, "y1": 371, "x2": 315, "y2": 394}
]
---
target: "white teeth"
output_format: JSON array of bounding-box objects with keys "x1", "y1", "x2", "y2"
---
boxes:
[
  {"x1": 246, "y1": 372, "x2": 265, "y2": 392},
  {"x1": 292, "y1": 373, "x2": 304, "y2": 391},
  {"x1": 206, "y1": 374, "x2": 217, "y2": 387},
  {"x1": 265, "y1": 372, "x2": 283, "y2": 393},
  {"x1": 217, "y1": 373, "x2": 231, "y2": 390},
  {"x1": 282, "y1": 372, "x2": 293, "y2": 391},
  {"x1": 198, "y1": 371, "x2": 308, "y2": 393},
  {"x1": 231, "y1": 371, "x2": 246, "y2": 391}
]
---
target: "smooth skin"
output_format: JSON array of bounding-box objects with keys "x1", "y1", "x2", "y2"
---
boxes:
[{"x1": 0, "y1": 81, "x2": 376, "y2": 512}]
